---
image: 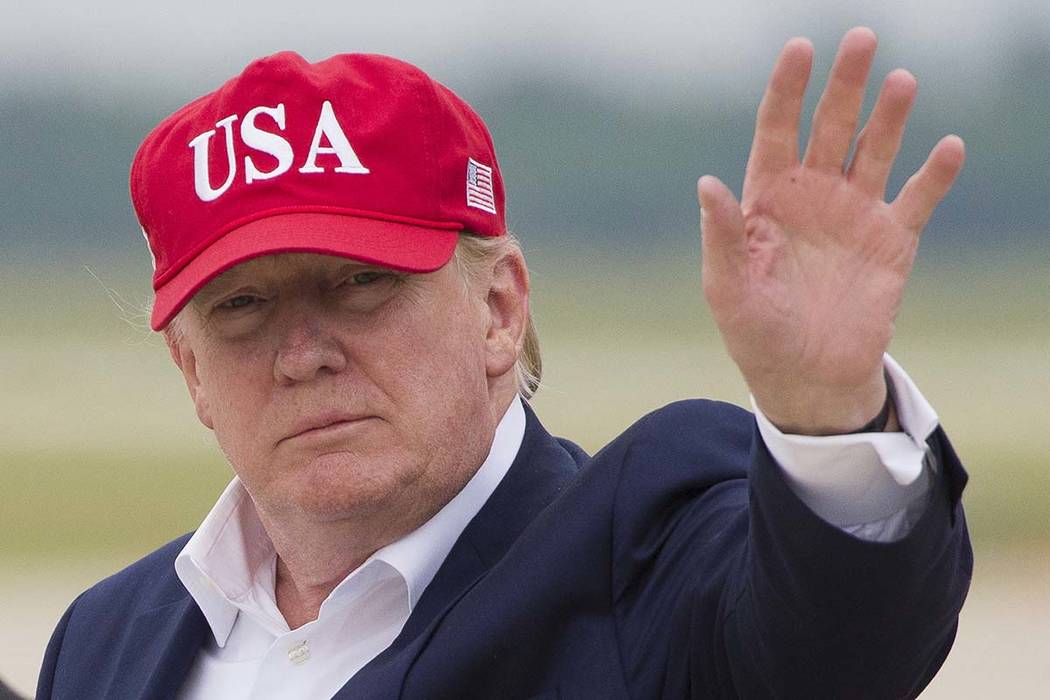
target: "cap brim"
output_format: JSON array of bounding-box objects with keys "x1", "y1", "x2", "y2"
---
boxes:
[{"x1": 150, "y1": 212, "x2": 460, "y2": 330}]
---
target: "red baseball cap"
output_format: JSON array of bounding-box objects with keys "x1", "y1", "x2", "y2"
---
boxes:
[{"x1": 132, "y1": 51, "x2": 506, "y2": 330}]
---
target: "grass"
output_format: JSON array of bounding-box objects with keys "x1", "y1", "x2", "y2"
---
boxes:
[{"x1": 3, "y1": 447, "x2": 230, "y2": 561}]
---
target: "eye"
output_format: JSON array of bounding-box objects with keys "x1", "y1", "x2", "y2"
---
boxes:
[
  {"x1": 215, "y1": 294, "x2": 263, "y2": 311},
  {"x1": 347, "y1": 270, "x2": 387, "y2": 285},
  {"x1": 331, "y1": 268, "x2": 403, "y2": 311},
  {"x1": 334, "y1": 269, "x2": 403, "y2": 292}
]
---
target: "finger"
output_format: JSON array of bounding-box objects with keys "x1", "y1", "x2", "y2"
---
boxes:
[
  {"x1": 891, "y1": 135, "x2": 966, "y2": 232},
  {"x1": 847, "y1": 69, "x2": 917, "y2": 197},
  {"x1": 698, "y1": 175, "x2": 747, "y2": 302},
  {"x1": 802, "y1": 27, "x2": 878, "y2": 171},
  {"x1": 746, "y1": 37, "x2": 813, "y2": 178}
]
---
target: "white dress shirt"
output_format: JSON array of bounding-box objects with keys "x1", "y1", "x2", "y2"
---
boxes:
[{"x1": 175, "y1": 356, "x2": 936, "y2": 698}]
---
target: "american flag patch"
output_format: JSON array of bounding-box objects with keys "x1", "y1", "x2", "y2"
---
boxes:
[{"x1": 466, "y1": 158, "x2": 497, "y2": 214}]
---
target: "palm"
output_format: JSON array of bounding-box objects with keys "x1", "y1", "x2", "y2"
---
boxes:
[
  {"x1": 734, "y1": 169, "x2": 908, "y2": 383},
  {"x1": 698, "y1": 28, "x2": 965, "y2": 433}
]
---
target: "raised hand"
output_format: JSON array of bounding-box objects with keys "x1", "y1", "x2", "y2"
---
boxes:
[{"x1": 698, "y1": 27, "x2": 965, "y2": 435}]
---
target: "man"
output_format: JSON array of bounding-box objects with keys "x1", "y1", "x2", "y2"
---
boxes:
[{"x1": 37, "y1": 27, "x2": 971, "y2": 699}]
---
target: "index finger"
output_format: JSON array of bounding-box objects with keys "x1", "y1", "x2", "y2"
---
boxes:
[{"x1": 746, "y1": 38, "x2": 814, "y2": 179}]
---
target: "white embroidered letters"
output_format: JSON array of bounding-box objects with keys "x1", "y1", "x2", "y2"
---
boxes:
[
  {"x1": 298, "y1": 100, "x2": 370, "y2": 174},
  {"x1": 189, "y1": 114, "x2": 239, "y2": 202},
  {"x1": 188, "y1": 100, "x2": 369, "y2": 202},
  {"x1": 242, "y1": 104, "x2": 294, "y2": 184}
]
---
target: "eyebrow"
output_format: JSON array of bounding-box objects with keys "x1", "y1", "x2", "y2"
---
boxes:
[
  {"x1": 190, "y1": 265, "x2": 264, "y2": 310},
  {"x1": 194, "y1": 272, "x2": 243, "y2": 302},
  {"x1": 191, "y1": 257, "x2": 394, "y2": 308}
]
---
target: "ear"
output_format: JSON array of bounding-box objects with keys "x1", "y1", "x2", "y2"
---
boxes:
[
  {"x1": 165, "y1": 328, "x2": 215, "y2": 431},
  {"x1": 484, "y1": 249, "x2": 530, "y2": 381}
]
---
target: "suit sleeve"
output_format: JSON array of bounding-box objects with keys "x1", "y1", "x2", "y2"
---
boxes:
[
  {"x1": 609, "y1": 401, "x2": 972, "y2": 700},
  {"x1": 721, "y1": 425, "x2": 971, "y2": 699}
]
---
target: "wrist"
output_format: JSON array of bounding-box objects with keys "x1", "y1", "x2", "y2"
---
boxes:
[
  {"x1": 752, "y1": 370, "x2": 893, "y2": 436},
  {"x1": 845, "y1": 368, "x2": 896, "y2": 434}
]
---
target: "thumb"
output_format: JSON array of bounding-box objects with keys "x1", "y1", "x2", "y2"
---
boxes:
[{"x1": 697, "y1": 175, "x2": 747, "y2": 296}]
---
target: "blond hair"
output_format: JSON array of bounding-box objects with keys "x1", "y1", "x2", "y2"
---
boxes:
[{"x1": 453, "y1": 232, "x2": 542, "y2": 399}]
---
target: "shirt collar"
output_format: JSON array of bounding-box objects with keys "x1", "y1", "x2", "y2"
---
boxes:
[
  {"x1": 176, "y1": 394, "x2": 526, "y2": 647},
  {"x1": 174, "y1": 478, "x2": 271, "y2": 646}
]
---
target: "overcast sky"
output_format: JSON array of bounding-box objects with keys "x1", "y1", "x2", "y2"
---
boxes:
[{"x1": 4, "y1": 0, "x2": 1047, "y2": 104}]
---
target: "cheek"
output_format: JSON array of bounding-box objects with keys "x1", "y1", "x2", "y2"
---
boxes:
[
  {"x1": 406, "y1": 300, "x2": 487, "y2": 386},
  {"x1": 408, "y1": 308, "x2": 491, "y2": 440},
  {"x1": 370, "y1": 296, "x2": 489, "y2": 429},
  {"x1": 198, "y1": 346, "x2": 275, "y2": 456}
]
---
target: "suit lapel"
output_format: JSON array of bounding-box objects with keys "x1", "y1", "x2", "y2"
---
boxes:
[
  {"x1": 332, "y1": 403, "x2": 584, "y2": 698},
  {"x1": 107, "y1": 594, "x2": 209, "y2": 699}
]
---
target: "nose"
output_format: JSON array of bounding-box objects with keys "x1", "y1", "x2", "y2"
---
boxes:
[{"x1": 273, "y1": 311, "x2": 348, "y2": 384}]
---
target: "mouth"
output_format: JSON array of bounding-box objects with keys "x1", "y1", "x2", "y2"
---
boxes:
[{"x1": 280, "y1": 415, "x2": 376, "y2": 445}]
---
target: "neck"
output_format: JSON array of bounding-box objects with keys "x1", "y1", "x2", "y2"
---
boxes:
[
  {"x1": 274, "y1": 554, "x2": 351, "y2": 631},
  {"x1": 261, "y1": 474, "x2": 462, "y2": 630}
]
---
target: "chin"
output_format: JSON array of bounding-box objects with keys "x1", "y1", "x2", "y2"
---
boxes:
[{"x1": 280, "y1": 450, "x2": 421, "y2": 520}]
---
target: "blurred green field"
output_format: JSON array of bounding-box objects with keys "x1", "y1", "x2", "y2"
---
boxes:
[{"x1": 2, "y1": 242, "x2": 1048, "y2": 564}]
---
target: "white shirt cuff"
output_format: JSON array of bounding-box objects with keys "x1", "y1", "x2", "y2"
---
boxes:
[{"x1": 751, "y1": 355, "x2": 938, "y2": 539}]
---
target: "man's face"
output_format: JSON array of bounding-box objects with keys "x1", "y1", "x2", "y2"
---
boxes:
[{"x1": 169, "y1": 251, "x2": 516, "y2": 529}]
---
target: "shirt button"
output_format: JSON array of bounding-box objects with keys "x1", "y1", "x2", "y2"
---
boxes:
[{"x1": 287, "y1": 640, "x2": 311, "y2": 665}]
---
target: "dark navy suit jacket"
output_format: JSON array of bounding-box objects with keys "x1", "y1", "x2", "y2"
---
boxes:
[{"x1": 37, "y1": 400, "x2": 971, "y2": 699}]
